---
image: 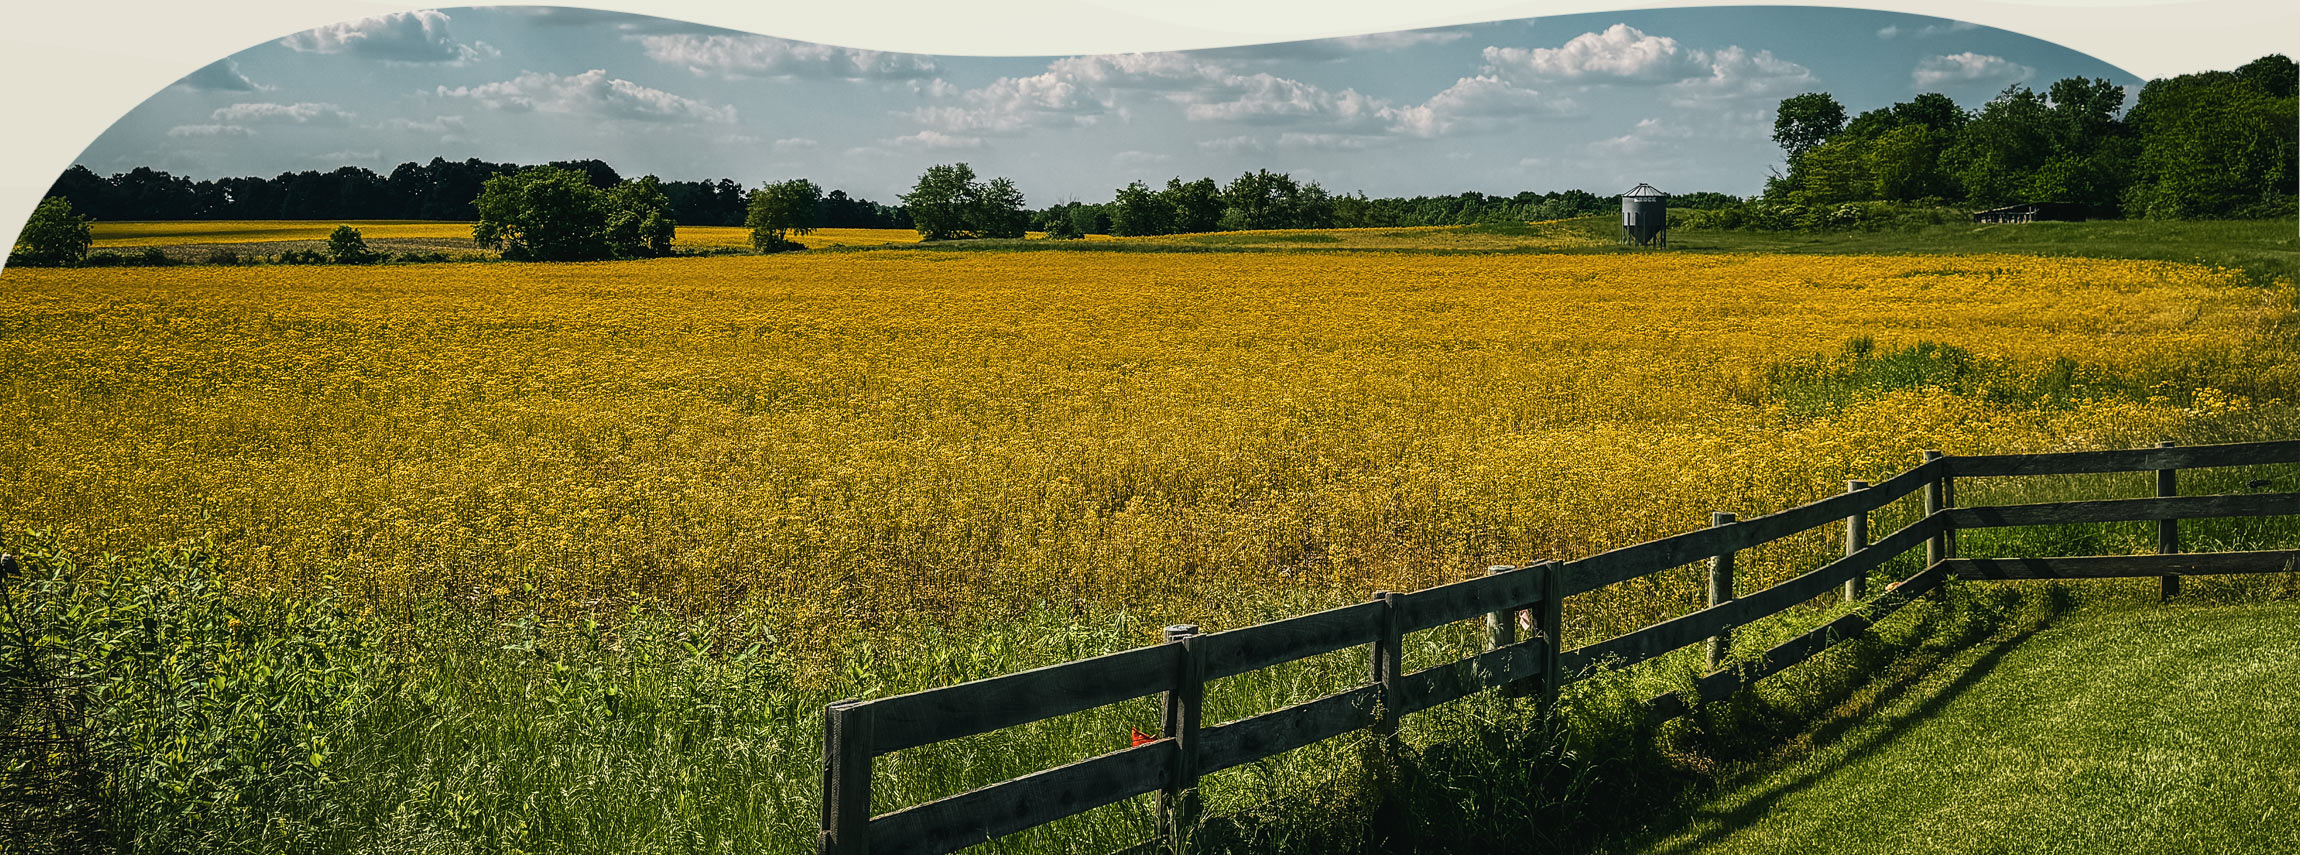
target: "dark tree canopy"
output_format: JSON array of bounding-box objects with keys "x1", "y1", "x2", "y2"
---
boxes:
[
  {"x1": 11, "y1": 197, "x2": 93, "y2": 267},
  {"x1": 472, "y1": 166, "x2": 676, "y2": 261},
  {"x1": 900, "y1": 163, "x2": 1027, "y2": 240},
  {"x1": 1773, "y1": 92, "x2": 1848, "y2": 159},
  {"x1": 1751, "y1": 55, "x2": 2293, "y2": 221},
  {"x1": 746, "y1": 178, "x2": 824, "y2": 250}
]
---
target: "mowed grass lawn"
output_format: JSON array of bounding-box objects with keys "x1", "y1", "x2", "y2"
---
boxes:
[{"x1": 1614, "y1": 597, "x2": 2300, "y2": 855}]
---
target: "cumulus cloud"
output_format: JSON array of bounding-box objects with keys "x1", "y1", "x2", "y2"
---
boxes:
[
  {"x1": 178, "y1": 58, "x2": 258, "y2": 92},
  {"x1": 210, "y1": 102, "x2": 355, "y2": 125},
  {"x1": 772, "y1": 137, "x2": 820, "y2": 152},
  {"x1": 1913, "y1": 52, "x2": 2033, "y2": 88},
  {"x1": 916, "y1": 49, "x2": 1575, "y2": 143},
  {"x1": 636, "y1": 34, "x2": 937, "y2": 79},
  {"x1": 279, "y1": 10, "x2": 492, "y2": 64},
  {"x1": 1667, "y1": 45, "x2": 1816, "y2": 105},
  {"x1": 435, "y1": 69, "x2": 736, "y2": 123},
  {"x1": 1482, "y1": 24, "x2": 1711, "y2": 84},
  {"x1": 1390, "y1": 75, "x2": 1578, "y2": 137},
  {"x1": 1479, "y1": 24, "x2": 1813, "y2": 108},
  {"x1": 167, "y1": 124, "x2": 253, "y2": 138}
]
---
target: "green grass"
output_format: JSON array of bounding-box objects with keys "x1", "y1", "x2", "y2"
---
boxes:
[{"x1": 1607, "y1": 597, "x2": 2300, "y2": 855}]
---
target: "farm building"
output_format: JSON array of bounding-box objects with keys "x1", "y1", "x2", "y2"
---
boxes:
[
  {"x1": 1972, "y1": 202, "x2": 2088, "y2": 223},
  {"x1": 1620, "y1": 183, "x2": 1668, "y2": 247}
]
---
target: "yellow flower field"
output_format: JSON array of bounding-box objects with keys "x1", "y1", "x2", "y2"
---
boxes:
[{"x1": 0, "y1": 250, "x2": 2288, "y2": 657}]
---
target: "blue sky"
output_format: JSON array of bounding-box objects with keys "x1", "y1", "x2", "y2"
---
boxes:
[{"x1": 76, "y1": 5, "x2": 2136, "y2": 202}]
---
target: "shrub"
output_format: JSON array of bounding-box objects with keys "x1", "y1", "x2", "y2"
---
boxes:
[
  {"x1": 325, "y1": 226, "x2": 379, "y2": 264},
  {"x1": 204, "y1": 249, "x2": 243, "y2": 266}
]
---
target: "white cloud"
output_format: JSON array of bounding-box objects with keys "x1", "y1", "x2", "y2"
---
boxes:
[
  {"x1": 772, "y1": 137, "x2": 820, "y2": 152},
  {"x1": 1113, "y1": 150, "x2": 1173, "y2": 168},
  {"x1": 435, "y1": 70, "x2": 736, "y2": 124},
  {"x1": 1913, "y1": 52, "x2": 2034, "y2": 88},
  {"x1": 1881, "y1": 20, "x2": 1981, "y2": 40},
  {"x1": 1479, "y1": 24, "x2": 1812, "y2": 110},
  {"x1": 210, "y1": 102, "x2": 354, "y2": 125},
  {"x1": 883, "y1": 130, "x2": 985, "y2": 150},
  {"x1": 279, "y1": 10, "x2": 492, "y2": 65},
  {"x1": 1482, "y1": 24, "x2": 1710, "y2": 84},
  {"x1": 1181, "y1": 73, "x2": 1389, "y2": 129},
  {"x1": 178, "y1": 59, "x2": 258, "y2": 92},
  {"x1": 313, "y1": 149, "x2": 382, "y2": 164},
  {"x1": 376, "y1": 115, "x2": 466, "y2": 134},
  {"x1": 636, "y1": 34, "x2": 936, "y2": 79},
  {"x1": 1667, "y1": 45, "x2": 1816, "y2": 105},
  {"x1": 1274, "y1": 132, "x2": 1380, "y2": 150},
  {"x1": 166, "y1": 124, "x2": 252, "y2": 138},
  {"x1": 1389, "y1": 75, "x2": 1577, "y2": 137}
]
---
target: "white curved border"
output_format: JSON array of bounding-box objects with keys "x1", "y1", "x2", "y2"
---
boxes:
[{"x1": 3, "y1": 0, "x2": 2293, "y2": 250}]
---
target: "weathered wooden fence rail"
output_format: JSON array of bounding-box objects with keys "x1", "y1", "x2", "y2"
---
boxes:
[{"x1": 820, "y1": 439, "x2": 2300, "y2": 855}]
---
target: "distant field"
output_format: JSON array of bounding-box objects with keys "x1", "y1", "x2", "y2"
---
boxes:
[{"x1": 87, "y1": 220, "x2": 927, "y2": 251}]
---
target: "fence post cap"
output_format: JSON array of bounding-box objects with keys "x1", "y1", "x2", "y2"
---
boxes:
[
  {"x1": 1847, "y1": 479, "x2": 1869, "y2": 490},
  {"x1": 1712, "y1": 511, "x2": 1736, "y2": 524},
  {"x1": 1163, "y1": 624, "x2": 1200, "y2": 639},
  {"x1": 2158, "y1": 439, "x2": 2178, "y2": 447},
  {"x1": 1486, "y1": 564, "x2": 1517, "y2": 575}
]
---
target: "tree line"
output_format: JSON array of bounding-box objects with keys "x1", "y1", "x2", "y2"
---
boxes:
[
  {"x1": 43, "y1": 157, "x2": 910, "y2": 229},
  {"x1": 1746, "y1": 53, "x2": 2295, "y2": 227}
]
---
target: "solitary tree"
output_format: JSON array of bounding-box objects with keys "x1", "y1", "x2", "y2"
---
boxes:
[
  {"x1": 11, "y1": 196, "x2": 93, "y2": 267},
  {"x1": 746, "y1": 178, "x2": 824, "y2": 251},
  {"x1": 473, "y1": 166, "x2": 677, "y2": 261},
  {"x1": 900, "y1": 163, "x2": 1028, "y2": 240},
  {"x1": 326, "y1": 225, "x2": 378, "y2": 264}
]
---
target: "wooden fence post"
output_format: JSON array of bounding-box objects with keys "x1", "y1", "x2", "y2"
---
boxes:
[
  {"x1": 1535, "y1": 560, "x2": 1564, "y2": 713},
  {"x1": 1924, "y1": 450, "x2": 1948, "y2": 566},
  {"x1": 821, "y1": 699, "x2": 872, "y2": 855},
  {"x1": 1707, "y1": 512, "x2": 1736, "y2": 672},
  {"x1": 1371, "y1": 591, "x2": 1402, "y2": 738},
  {"x1": 1485, "y1": 566, "x2": 1526, "y2": 697},
  {"x1": 2158, "y1": 439, "x2": 2181, "y2": 600},
  {"x1": 1844, "y1": 480, "x2": 1870, "y2": 602},
  {"x1": 1159, "y1": 624, "x2": 1204, "y2": 847}
]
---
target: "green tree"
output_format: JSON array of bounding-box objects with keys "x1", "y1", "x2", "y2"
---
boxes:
[
  {"x1": 902, "y1": 163, "x2": 979, "y2": 240},
  {"x1": 1943, "y1": 86, "x2": 2055, "y2": 207},
  {"x1": 11, "y1": 196, "x2": 93, "y2": 267},
  {"x1": 900, "y1": 164, "x2": 1028, "y2": 240},
  {"x1": 603, "y1": 176, "x2": 677, "y2": 258},
  {"x1": 473, "y1": 166, "x2": 610, "y2": 261},
  {"x1": 325, "y1": 225, "x2": 378, "y2": 264},
  {"x1": 745, "y1": 178, "x2": 824, "y2": 251},
  {"x1": 2123, "y1": 55, "x2": 2297, "y2": 219},
  {"x1": 973, "y1": 177, "x2": 1030, "y2": 239},
  {"x1": 1163, "y1": 177, "x2": 1224, "y2": 233},
  {"x1": 1108, "y1": 181, "x2": 1172, "y2": 236},
  {"x1": 1772, "y1": 93, "x2": 1847, "y2": 159}
]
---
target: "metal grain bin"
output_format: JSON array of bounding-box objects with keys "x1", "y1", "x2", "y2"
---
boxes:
[{"x1": 1620, "y1": 183, "x2": 1668, "y2": 247}]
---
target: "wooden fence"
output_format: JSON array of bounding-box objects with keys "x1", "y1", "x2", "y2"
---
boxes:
[{"x1": 819, "y1": 439, "x2": 2300, "y2": 855}]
